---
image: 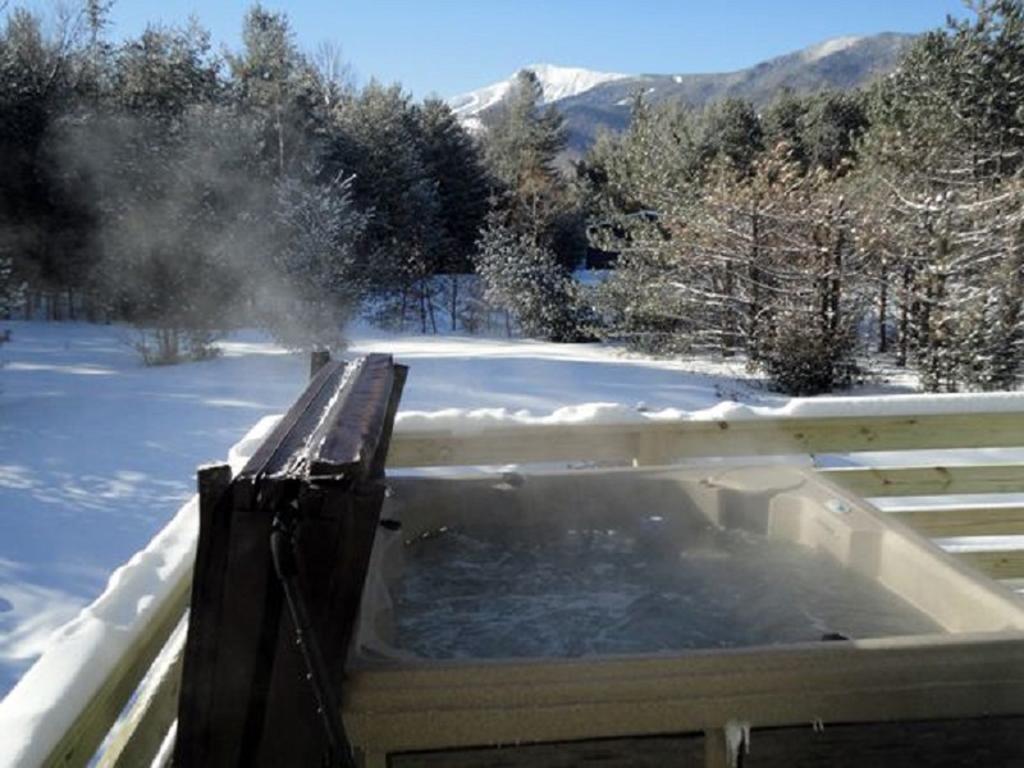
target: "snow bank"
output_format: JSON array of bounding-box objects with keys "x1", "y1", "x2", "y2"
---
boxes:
[
  {"x1": 0, "y1": 415, "x2": 280, "y2": 768},
  {"x1": 395, "y1": 402, "x2": 652, "y2": 434},
  {"x1": 694, "y1": 391, "x2": 1024, "y2": 421},
  {"x1": 394, "y1": 392, "x2": 1024, "y2": 434}
]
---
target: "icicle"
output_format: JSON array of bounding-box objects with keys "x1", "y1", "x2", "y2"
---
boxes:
[{"x1": 724, "y1": 720, "x2": 751, "y2": 768}]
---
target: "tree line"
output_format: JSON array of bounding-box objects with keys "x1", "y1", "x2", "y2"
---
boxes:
[
  {"x1": 3, "y1": 1, "x2": 1024, "y2": 396},
  {"x1": 0, "y1": 2, "x2": 565, "y2": 359},
  {"x1": 582, "y1": 0, "x2": 1024, "y2": 394}
]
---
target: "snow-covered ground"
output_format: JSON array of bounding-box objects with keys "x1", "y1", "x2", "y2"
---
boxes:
[
  {"x1": 0, "y1": 322, "x2": 310, "y2": 694},
  {"x1": 0, "y1": 318, "x2": 1019, "y2": 708},
  {"x1": 6, "y1": 318, "x2": 1024, "y2": 765},
  {"x1": 0, "y1": 414, "x2": 279, "y2": 767}
]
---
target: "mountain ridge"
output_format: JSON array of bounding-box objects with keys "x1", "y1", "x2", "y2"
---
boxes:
[{"x1": 449, "y1": 33, "x2": 915, "y2": 151}]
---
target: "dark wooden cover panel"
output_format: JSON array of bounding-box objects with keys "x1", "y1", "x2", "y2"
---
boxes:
[{"x1": 176, "y1": 354, "x2": 406, "y2": 768}]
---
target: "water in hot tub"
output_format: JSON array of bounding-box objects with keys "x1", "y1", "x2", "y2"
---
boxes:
[{"x1": 392, "y1": 519, "x2": 942, "y2": 659}]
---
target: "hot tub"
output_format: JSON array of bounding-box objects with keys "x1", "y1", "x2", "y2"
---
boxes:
[{"x1": 342, "y1": 465, "x2": 1024, "y2": 765}]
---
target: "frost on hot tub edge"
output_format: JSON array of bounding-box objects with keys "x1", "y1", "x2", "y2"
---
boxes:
[{"x1": 349, "y1": 464, "x2": 1024, "y2": 666}]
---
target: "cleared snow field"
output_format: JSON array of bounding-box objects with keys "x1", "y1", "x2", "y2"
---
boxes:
[{"x1": 0, "y1": 322, "x2": 305, "y2": 694}]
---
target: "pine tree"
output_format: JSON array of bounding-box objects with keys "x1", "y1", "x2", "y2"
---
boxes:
[
  {"x1": 268, "y1": 169, "x2": 367, "y2": 350},
  {"x1": 58, "y1": 99, "x2": 272, "y2": 362},
  {"x1": 699, "y1": 97, "x2": 764, "y2": 176},
  {"x1": 756, "y1": 171, "x2": 864, "y2": 394},
  {"x1": 584, "y1": 96, "x2": 707, "y2": 352},
  {"x1": 327, "y1": 81, "x2": 444, "y2": 331},
  {"x1": 484, "y1": 70, "x2": 566, "y2": 190},
  {"x1": 228, "y1": 5, "x2": 320, "y2": 177},
  {"x1": 959, "y1": 189, "x2": 1024, "y2": 389},
  {"x1": 474, "y1": 212, "x2": 583, "y2": 341},
  {"x1": 483, "y1": 69, "x2": 585, "y2": 271},
  {"x1": 587, "y1": 102, "x2": 865, "y2": 393},
  {"x1": 0, "y1": 3, "x2": 504, "y2": 340},
  {"x1": 0, "y1": 249, "x2": 15, "y2": 320},
  {"x1": 415, "y1": 98, "x2": 490, "y2": 265},
  {"x1": 763, "y1": 89, "x2": 809, "y2": 170},
  {"x1": 114, "y1": 21, "x2": 220, "y2": 117},
  {"x1": 801, "y1": 91, "x2": 868, "y2": 173},
  {"x1": 0, "y1": 244, "x2": 13, "y2": 350},
  {"x1": 414, "y1": 98, "x2": 491, "y2": 329},
  {"x1": 0, "y1": 8, "x2": 82, "y2": 319},
  {"x1": 858, "y1": 0, "x2": 1024, "y2": 390}
]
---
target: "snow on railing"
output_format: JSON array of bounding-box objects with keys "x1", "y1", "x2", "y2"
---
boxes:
[
  {"x1": 393, "y1": 391, "x2": 1024, "y2": 433},
  {"x1": 387, "y1": 392, "x2": 1024, "y2": 468}
]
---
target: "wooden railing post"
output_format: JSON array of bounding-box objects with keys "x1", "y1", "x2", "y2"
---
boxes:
[{"x1": 173, "y1": 464, "x2": 234, "y2": 767}]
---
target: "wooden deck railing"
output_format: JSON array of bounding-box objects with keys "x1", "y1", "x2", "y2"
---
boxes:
[{"x1": 33, "y1": 400, "x2": 1024, "y2": 767}]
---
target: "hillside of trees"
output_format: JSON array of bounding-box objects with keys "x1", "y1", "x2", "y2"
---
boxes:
[
  {"x1": 0, "y1": 2, "x2": 512, "y2": 359},
  {"x1": 585, "y1": 0, "x2": 1024, "y2": 394},
  {"x1": 3, "y1": 1, "x2": 1024, "y2": 396}
]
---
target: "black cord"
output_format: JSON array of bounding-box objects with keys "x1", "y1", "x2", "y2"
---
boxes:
[{"x1": 270, "y1": 514, "x2": 355, "y2": 768}]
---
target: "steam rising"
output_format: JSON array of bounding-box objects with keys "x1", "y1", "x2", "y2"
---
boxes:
[
  {"x1": 388, "y1": 505, "x2": 939, "y2": 659},
  {"x1": 48, "y1": 103, "x2": 358, "y2": 357}
]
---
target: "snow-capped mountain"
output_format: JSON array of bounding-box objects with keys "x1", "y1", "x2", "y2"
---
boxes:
[
  {"x1": 800, "y1": 35, "x2": 864, "y2": 63},
  {"x1": 449, "y1": 33, "x2": 913, "y2": 151},
  {"x1": 449, "y1": 63, "x2": 629, "y2": 118}
]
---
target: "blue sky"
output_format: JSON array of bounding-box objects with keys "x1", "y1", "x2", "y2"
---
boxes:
[{"x1": 32, "y1": 1, "x2": 974, "y2": 97}]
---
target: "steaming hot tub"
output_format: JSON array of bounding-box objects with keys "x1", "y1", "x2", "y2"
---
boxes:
[{"x1": 342, "y1": 464, "x2": 1024, "y2": 764}]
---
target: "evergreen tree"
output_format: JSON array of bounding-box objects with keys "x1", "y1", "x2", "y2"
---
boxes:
[
  {"x1": 74, "y1": 0, "x2": 114, "y2": 107},
  {"x1": 58, "y1": 100, "x2": 271, "y2": 362},
  {"x1": 328, "y1": 81, "x2": 444, "y2": 331},
  {"x1": 588, "y1": 108, "x2": 864, "y2": 392},
  {"x1": 762, "y1": 89, "x2": 869, "y2": 175},
  {"x1": 763, "y1": 89, "x2": 809, "y2": 170},
  {"x1": 268, "y1": 169, "x2": 367, "y2": 350},
  {"x1": 583, "y1": 95, "x2": 704, "y2": 352},
  {"x1": 959, "y1": 192, "x2": 1024, "y2": 390},
  {"x1": 583, "y1": 94, "x2": 702, "y2": 221},
  {"x1": 475, "y1": 211, "x2": 583, "y2": 342},
  {"x1": 113, "y1": 21, "x2": 220, "y2": 117},
  {"x1": 0, "y1": 8, "x2": 81, "y2": 318},
  {"x1": 859, "y1": 0, "x2": 1024, "y2": 390},
  {"x1": 0, "y1": 249, "x2": 16, "y2": 321},
  {"x1": 414, "y1": 98, "x2": 491, "y2": 329},
  {"x1": 699, "y1": 97, "x2": 764, "y2": 175},
  {"x1": 483, "y1": 69, "x2": 585, "y2": 271},
  {"x1": 415, "y1": 98, "x2": 490, "y2": 272},
  {"x1": 484, "y1": 69, "x2": 567, "y2": 191},
  {"x1": 801, "y1": 91, "x2": 868, "y2": 173},
  {"x1": 228, "y1": 5, "x2": 320, "y2": 177}
]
